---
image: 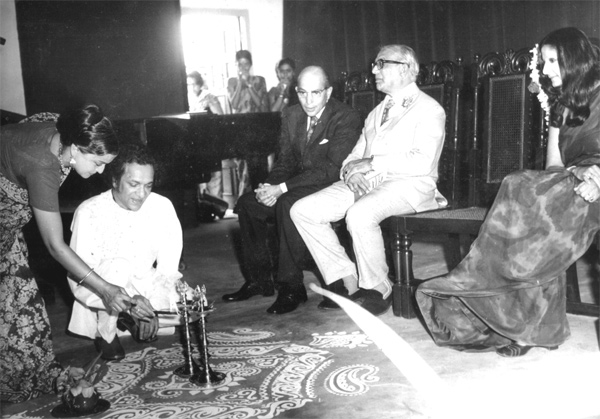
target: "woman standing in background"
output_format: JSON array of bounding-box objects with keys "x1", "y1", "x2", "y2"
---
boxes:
[
  {"x1": 227, "y1": 50, "x2": 269, "y2": 198},
  {"x1": 268, "y1": 57, "x2": 299, "y2": 112}
]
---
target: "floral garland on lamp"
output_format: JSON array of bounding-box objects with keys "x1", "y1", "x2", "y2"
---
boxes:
[{"x1": 528, "y1": 44, "x2": 551, "y2": 124}]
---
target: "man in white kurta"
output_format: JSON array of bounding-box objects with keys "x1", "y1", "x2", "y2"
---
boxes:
[
  {"x1": 68, "y1": 155, "x2": 182, "y2": 349},
  {"x1": 291, "y1": 44, "x2": 446, "y2": 316}
]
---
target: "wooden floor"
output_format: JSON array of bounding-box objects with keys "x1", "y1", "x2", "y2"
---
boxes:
[{"x1": 3, "y1": 196, "x2": 599, "y2": 419}]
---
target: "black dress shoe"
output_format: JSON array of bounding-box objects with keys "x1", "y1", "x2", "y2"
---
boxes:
[
  {"x1": 318, "y1": 280, "x2": 349, "y2": 310},
  {"x1": 222, "y1": 282, "x2": 275, "y2": 302},
  {"x1": 95, "y1": 335, "x2": 125, "y2": 361},
  {"x1": 360, "y1": 289, "x2": 392, "y2": 316},
  {"x1": 266, "y1": 285, "x2": 308, "y2": 314}
]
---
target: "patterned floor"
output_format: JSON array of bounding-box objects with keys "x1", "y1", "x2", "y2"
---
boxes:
[{"x1": 9, "y1": 327, "x2": 413, "y2": 419}]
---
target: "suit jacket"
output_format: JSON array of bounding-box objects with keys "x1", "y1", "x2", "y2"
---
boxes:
[
  {"x1": 342, "y1": 82, "x2": 446, "y2": 211},
  {"x1": 267, "y1": 97, "x2": 362, "y2": 190}
]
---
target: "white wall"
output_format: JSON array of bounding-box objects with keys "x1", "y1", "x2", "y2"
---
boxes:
[
  {"x1": 180, "y1": 0, "x2": 284, "y2": 90},
  {"x1": 0, "y1": 0, "x2": 27, "y2": 115}
]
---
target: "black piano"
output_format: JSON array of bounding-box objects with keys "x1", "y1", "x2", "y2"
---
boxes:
[
  {"x1": 59, "y1": 111, "x2": 282, "y2": 210},
  {"x1": 143, "y1": 112, "x2": 282, "y2": 190}
]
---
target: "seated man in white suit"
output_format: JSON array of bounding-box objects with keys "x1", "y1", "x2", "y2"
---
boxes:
[
  {"x1": 291, "y1": 44, "x2": 447, "y2": 316},
  {"x1": 68, "y1": 143, "x2": 183, "y2": 360}
]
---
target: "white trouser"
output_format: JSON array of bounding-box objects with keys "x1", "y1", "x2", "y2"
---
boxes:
[{"x1": 291, "y1": 180, "x2": 415, "y2": 290}]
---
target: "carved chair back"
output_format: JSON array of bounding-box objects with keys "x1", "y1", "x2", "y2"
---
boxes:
[{"x1": 468, "y1": 48, "x2": 545, "y2": 207}]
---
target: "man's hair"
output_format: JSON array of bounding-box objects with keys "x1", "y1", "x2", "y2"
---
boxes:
[
  {"x1": 110, "y1": 142, "x2": 155, "y2": 185},
  {"x1": 379, "y1": 44, "x2": 420, "y2": 82},
  {"x1": 187, "y1": 71, "x2": 204, "y2": 87}
]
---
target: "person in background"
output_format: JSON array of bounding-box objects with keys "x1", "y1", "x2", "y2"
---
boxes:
[
  {"x1": 187, "y1": 71, "x2": 226, "y2": 202},
  {"x1": 416, "y1": 27, "x2": 600, "y2": 357},
  {"x1": 0, "y1": 105, "x2": 153, "y2": 403},
  {"x1": 227, "y1": 50, "x2": 269, "y2": 198},
  {"x1": 68, "y1": 143, "x2": 183, "y2": 361},
  {"x1": 187, "y1": 71, "x2": 224, "y2": 115},
  {"x1": 291, "y1": 45, "x2": 446, "y2": 316},
  {"x1": 268, "y1": 58, "x2": 299, "y2": 112},
  {"x1": 228, "y1": 50, "x2": 269, "y2": 114},
  {"x1": 222, "y1": 66, "x2": 362, "y2": 315}
]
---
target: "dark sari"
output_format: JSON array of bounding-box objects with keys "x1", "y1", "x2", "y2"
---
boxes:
[
  {"x1": 416, "y1": 87, "x2": 600, "y2": 350},
  {"x1": 0, "y1": 114, "x2": 69, "y2": 402}
]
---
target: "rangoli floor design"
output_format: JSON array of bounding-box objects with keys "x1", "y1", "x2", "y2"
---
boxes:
[{"x1": 16, "y1": 329, "x2": 379, "y2": 419}]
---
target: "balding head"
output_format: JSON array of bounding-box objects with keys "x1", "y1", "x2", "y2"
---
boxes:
[
  {"x1": 297, "y1": 66, "x2": 330, "y2": 88},
  {"x1": 296, "y1": 66, "x2": 333, "y2": 117}
]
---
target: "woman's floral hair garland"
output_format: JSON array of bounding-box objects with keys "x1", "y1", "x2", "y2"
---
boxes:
[{"x1": 528, "y1": 44, "x2": 550, "y2": 124}]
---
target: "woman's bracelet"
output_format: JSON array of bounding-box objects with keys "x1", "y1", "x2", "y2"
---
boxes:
[{"x1": 78, "y1": 268, "x2": 94, "y2": 286}]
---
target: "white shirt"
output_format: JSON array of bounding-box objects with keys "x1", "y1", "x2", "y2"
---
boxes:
[{"x1": 67, "y1": 190, "x2": 183, "y2": 340}]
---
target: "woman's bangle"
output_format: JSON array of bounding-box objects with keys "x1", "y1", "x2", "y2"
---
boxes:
[{"x1": 78, "y1": 268, "x2": 94, "y2": 286}]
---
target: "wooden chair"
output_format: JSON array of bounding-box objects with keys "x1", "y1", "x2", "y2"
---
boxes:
[
  {"x1": 389, "y1": 48, "x2": 544, "y2": 318},
  {"x1": 343, "y1": 70, "x2": 384, "y2": 121}
]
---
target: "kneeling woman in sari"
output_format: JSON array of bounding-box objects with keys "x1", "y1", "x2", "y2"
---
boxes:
[{"x1": 416, "y1": 27, "x2": 600, "y2": 357}]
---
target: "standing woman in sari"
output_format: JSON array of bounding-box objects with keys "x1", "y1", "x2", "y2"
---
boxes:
[
  {"x1": 227, "y1": 50, "x2": 269, "y2": 198},
  {"x1": 0, "y1": 105, "x2": 154, "y2": 402},
  {"x1": 416, "y1": 27, "x2": 600, "y2": 357}
]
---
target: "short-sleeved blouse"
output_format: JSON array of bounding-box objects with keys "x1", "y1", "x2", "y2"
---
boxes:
[{"x1": 0, "y1": 122, "x2": 62, "y2": 211}]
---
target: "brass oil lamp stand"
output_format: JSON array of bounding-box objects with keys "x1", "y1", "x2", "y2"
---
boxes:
[{"x1": 173, "y1": 281, "x2": 225, "y2": 387}]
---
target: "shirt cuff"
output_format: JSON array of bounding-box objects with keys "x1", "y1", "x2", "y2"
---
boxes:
[{"x1": 279, "y1": 183, "x2": 288, "y2": 194}]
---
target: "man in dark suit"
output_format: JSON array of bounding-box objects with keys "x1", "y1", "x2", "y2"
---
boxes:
[{"x1": 222, "y1": 66, "x2": 362, "y2": 314}]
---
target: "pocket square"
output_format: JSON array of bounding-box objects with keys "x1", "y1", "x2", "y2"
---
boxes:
[{"x1": 319, "y1": 139, "x2": 329, "y2": 145}]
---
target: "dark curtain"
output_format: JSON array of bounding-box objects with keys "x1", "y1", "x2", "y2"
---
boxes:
[
  {"x1": 283, "y1": 0, "x2": 600, "y2": 78},
  {"x1": 16, "y1": 0, "x2": 187, "y2": 120}
]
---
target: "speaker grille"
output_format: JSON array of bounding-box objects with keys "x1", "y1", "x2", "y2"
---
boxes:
[{"x1": 485, "y1": 75, "x2": 527, "y2": 183}]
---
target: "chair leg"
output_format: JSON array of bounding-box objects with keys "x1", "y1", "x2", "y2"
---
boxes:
[
  {"x1": 565, "y1": 262, "x2": 581, "y2": 304},
  {"x1": 445, "y1": 233, "x2": 463, "y2": 270},
  {"x1": 391, "y1": 231, "x2": 418, "y2": 319}
]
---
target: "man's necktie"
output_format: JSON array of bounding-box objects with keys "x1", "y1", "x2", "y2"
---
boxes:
[
  {"x1": 307, "y1": 116, "x2": 318, "y2": 142},
  {"x1": 380, "y1": 99, "x2": 394, "y2": 125}
]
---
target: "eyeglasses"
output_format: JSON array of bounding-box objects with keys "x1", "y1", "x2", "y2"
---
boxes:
[
  {"x1": 296, "y1": 88, "x2": 328, "y2": 99},
  {"x1": 371, "y1": 59, "x2": 407, "y2": 70}
]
